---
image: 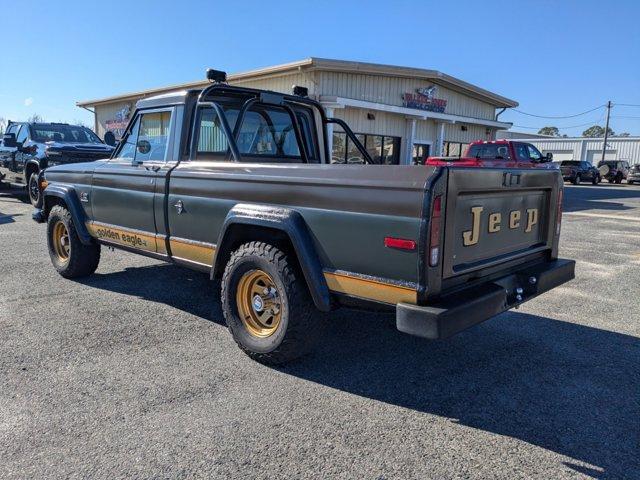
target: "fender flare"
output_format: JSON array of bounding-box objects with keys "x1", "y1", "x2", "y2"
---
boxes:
[
  {"x1": 23, "y1": 160, "x2": 41, "y2": 179},
  {"x1": 43, "y1": 184, "x2": 93, "y2": 245},
  {"x1": 213, "y1": 204, "x2": 332, "y2": 312}
]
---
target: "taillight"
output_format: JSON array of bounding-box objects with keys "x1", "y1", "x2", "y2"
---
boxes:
[
  {"x1": 556, "y1": 188, "x2": 563, "y2": 236},
  {"x1": 429, "y1": 195, "x2": 442, "y2": 266}
]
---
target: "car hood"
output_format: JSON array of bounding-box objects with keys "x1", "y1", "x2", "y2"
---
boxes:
[{"x1": 45, "y1": 141, "x2": 114, "y2": 153}]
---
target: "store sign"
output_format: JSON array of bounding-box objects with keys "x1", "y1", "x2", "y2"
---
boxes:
[
  {"x1": 105, "y1": 104, "x2": 132, "y2": 139},
  {"x1": 402, "y1": 86, "x2": 447, "y2": 113}
]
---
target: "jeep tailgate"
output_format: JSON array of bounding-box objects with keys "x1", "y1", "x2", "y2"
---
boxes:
[{"x1": 442, "y1": 167, "x2": 561, "y2": 279}]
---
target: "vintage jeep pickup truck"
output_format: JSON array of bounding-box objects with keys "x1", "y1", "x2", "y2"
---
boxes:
[{"x1": 33, "y1": 71, "x2": 575, "y2": 364}]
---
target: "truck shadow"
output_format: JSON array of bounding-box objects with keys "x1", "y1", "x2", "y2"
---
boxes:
[
  {"x1": 79, "y1": 263, "x2": 639, "y2": 479},
  {"x1": 563, "y1": 184, "x2": 640, "y2": 212},
  {"x1": 284, "y1": 309, "x2": 640, "y2": 479},
  {"x1": 79, "y1": 264, "x2": 225, "y2": 326}
]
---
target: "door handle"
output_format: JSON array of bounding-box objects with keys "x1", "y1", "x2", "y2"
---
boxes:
[
  {"x1": 174, "y1": 199, "x2": 184, "y2": 214},
  {"x1": 145, "y1": 165, "x2": 161, "y2": 172}
]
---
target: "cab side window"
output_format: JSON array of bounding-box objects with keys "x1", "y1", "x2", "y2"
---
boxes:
[
  {"x1": 136, "y1": 111, "x2": 172, "y2": 162},
  {"x1": 196, "y1": 108, "x2": 230, "y2": 159},
  {"x1": 16, "y1": 125, "x2": 29, "y2": 144},
  {"x1": 515, "y1": 143, "x2": 529, "y2": 162}
]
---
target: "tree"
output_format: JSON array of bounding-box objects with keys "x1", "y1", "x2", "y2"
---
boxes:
[
  {"x1": 582, "y1": 125, "x2": 614, "y2": 137},
  {"x1": 27, "y1": 113, "x2": 44, "y2": 123},
  {"x1": 538, "y1": 126, "x2": 560, "y2": 137},
  {"x1": 617, "y1": 132, "x2": 631, "y2": 137}
]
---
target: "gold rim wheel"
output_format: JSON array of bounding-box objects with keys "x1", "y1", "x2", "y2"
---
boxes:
[
  {"x1": 52, "y1": 221, "x2": 70, "y2": 262},
  {"x1": 236, "y1": 269, "x2": 282, "y2": 338}
]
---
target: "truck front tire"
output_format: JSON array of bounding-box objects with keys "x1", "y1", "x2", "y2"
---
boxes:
[
  {"x1": 221, "y1": 241, "x2": 317, "y2": 365},
  {"x1": 47, "y1": 205, "x2": 100, "y2": 278},
  {"x1": 28, "y1": 173, "x2": 43, "y2": 208}
]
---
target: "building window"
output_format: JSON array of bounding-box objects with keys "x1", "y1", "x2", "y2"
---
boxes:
[
  {"x1": 332, "y1": 132, "x2": 400, "y2": 164},
  {"x1": 443, "y1": 141, "x2": 468, "y2": 158}
]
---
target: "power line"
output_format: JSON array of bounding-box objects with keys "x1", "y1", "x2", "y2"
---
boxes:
[
  {"x1": 614, "y1": 103, "x2": 640, "y2": 108},
  {"x1": 512, "y1": 105, "x2": 605, "y2": 119},
  {"x1": 513, "y1": 115, "x2": 605, "y2": 131}
]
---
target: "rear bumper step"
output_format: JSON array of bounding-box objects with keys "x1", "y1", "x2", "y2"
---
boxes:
[{"x1": 396, "y1": 258, "x2": 575, "y2": 339}]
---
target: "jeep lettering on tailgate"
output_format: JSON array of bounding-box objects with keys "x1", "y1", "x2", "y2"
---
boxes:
[
  {"x1": 462, "y1": 206, "x2": 539, "y2": 246},
  {"x1": 33, "y1": 71, "x2": 574, "y2": 365}
]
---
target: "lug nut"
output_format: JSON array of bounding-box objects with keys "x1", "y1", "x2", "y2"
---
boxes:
[{"x1": 529, "y1": 276, "x2": 537, "y2": 285}]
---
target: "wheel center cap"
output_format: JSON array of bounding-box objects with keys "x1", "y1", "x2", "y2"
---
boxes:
[{"x1": 252, "y1": 295, "x2": 264, "y2": 312}]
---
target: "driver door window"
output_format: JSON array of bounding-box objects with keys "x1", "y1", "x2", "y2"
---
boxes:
[
  {"x1": 115, "y1": 111, "x2": 172, "y2": 162},
  {"x1": 527, "y1": 144, "x2": 543, "y2": 162}
]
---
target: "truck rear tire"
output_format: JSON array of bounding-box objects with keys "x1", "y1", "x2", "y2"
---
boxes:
[
  {"x1": 47, "y1": 205, "x2": 100, "y2": 278},
  {"x1": 221, "y1": 241, "x2": 317, "y2": 365}
]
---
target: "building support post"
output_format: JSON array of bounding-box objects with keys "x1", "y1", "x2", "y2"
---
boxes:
[
  {"x1": 403, "y1": 117, "x2": 417, "y2": 165},
  {"x1": 324, "y1": 107, "x2": 334, "y2": 161},
  {"x1": 435, "y1": 122, "x2": 445, "y2": 156}
]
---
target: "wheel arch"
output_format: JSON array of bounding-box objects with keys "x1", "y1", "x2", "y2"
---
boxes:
[
  {"x1": 24, "y1": 160, "x2": 40, "y2": 180},
  {"x1": 213, "y1": 204, "x2": 332, "y2": 312},
  {"x1": 41, "y1": 185, "x2": 93, "y2": 245}
]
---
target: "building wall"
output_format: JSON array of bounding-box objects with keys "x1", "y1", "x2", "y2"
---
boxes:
[
  {"x1": 95, "y1": 101, "x2": 136, "y2": 138},
  {"x1": 317, "y1": 72, "x2": 496, "y2": 121}
]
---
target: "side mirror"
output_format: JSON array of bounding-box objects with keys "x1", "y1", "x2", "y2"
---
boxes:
[
  {"x1": 104, "y1": 131, "x2": 116, "y2": 147},
  {"x1": 545, "y1": 152, "x2": 553, "y2": 162},
  {"x1": 2, "y1": 133, "x2": 17, "y2": 148},
  {"x1": 136, "y1": 139, "x2": 151, "y2": 155}
]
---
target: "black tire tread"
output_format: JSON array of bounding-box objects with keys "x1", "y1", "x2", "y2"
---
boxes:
[
  {"x1": 221, "y1": 241, "x2": 316, "y2": 365},
  {"x1": 47, "y1": 205, "x2": 100, "y2": 278}
]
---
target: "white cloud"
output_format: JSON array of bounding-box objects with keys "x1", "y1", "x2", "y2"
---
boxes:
[{"x1": 24, "y1": 97, "x2": 34, "y2": 107}]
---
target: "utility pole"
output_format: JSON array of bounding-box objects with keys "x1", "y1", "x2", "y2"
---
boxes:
[{"x1": 601, "y1": 100, "x2": 612, "y2": 163}]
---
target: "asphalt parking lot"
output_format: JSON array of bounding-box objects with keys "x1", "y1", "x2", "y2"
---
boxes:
[{"x1": 1, "y1": 184, "x2": 639, "y2": 479}]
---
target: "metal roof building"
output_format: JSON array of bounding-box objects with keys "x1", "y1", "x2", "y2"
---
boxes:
[{"x1": 77, "y1": 57, "x2": 518, "y2": 165}]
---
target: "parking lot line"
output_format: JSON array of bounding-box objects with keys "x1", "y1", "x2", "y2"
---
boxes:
[{"x1": 564, "y1": 211, "x2": 640, "y2": 222}]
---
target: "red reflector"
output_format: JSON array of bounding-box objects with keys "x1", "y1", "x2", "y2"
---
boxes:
[{"x1": 384, "y1": 237, "x2": 416, "y2": 251}]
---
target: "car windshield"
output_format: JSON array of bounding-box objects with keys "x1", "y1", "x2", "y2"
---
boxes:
[
  {"x1": 598, "y1": 161, "x2": 617, "y2": 167},
  {"x1": 561, "y1": 161, "x2": 580, "y2": 166},
  {"x1": 31, "y1": 124, "x2": 102, "y2": 144}
]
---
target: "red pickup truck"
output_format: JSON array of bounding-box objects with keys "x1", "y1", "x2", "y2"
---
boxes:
[{"x1": 426, "y1": 140, "x2": 554, "y2": 168}]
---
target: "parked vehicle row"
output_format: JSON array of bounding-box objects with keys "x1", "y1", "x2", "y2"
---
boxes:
[
  {"x1": 31, "y1": 72, "x2": 574, "y2": 365},
  {"x1": 0, "y1": 121, "x2": 114, "y2": 206},
  {"x1": 424, "y1": 140, "x2": 554, "y2": 168}
]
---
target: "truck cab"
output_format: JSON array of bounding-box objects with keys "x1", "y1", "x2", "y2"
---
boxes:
[{"x1": 33, "y1": 72, "x2": 574, "y2": 365}]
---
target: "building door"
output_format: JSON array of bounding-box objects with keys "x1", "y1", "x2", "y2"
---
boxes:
[{"x1": 412, "y1": 143, "x2": 430, "y2": 165}]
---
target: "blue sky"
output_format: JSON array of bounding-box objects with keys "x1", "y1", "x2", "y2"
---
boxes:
[{"x1": 2, "y1": 0, "x2": 639, "y2": 135}]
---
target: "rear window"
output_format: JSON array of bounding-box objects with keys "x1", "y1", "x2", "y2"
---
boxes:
[
  {"x1": 467, "y1": 144, "x2": 512, "y2": 160},
  {"x1": 561, "y1": 161, "x2": 580, "y2": 166}
]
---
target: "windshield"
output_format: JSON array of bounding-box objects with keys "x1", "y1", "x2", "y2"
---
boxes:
[
  {"x1": 598, "y1": 161, "x2": 617, "y2": 167},
  {"x1": 561, "y1": 161, "x2": 580, "y2": 166},
  {"x1": 31, "y1": 124, "x2": 102, "y2": 144}
]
